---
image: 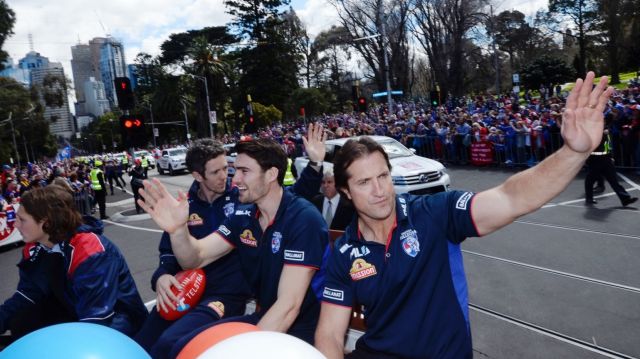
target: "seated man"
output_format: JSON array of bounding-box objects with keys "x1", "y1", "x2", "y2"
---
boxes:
[
  {"x1": 315, "y1": 73, "x2": 613, "y2": 358},
  {"x1": 135, "y1": 124, "x2": 326, "y2": 358},
  {"x1": 140, "y1": 131, "x2": 328, "y2": 357},
  {"x1": 3, "y1": 185, "x2": 147, "y2": 339}
]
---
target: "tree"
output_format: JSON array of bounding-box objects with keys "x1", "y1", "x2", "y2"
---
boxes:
[
  {"x1": 224, "y1": 0, "x2": 289, "y2": 40},
  {"x1": 250, "y1": 101, "x2": 282, "y2": 129},
  {"x1": 311, "y1": 26, "x2": 353, "y2": 111},
  {"x1": 548, "y1": 0, "x2": 598, "y2": 77},
  {"x1": 410, "y1": 0, "x2": 486, "y2": 97},
  {"x1": 329, "y1": 0, "x2": 412, "y2": 99},
  {"x1": 0, "y1": 0, "x2": 15, "y2": 70},
  {"x1": 519, "y1": 55, "x2": 574, "y2": 91},
  {"x1": 285, "y1": 87, "x2": 332, "y2": 119},
  {"x1": 0, "y1": 78, "x2": 56, "y2": 162},
  {"x1": 159, "y1": 26, "x2": 236, "y2": 66}
]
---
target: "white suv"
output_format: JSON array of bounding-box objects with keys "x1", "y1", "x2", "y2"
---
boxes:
[
  {"x1": 134, "y1": 150, "x2": 156, "y2": 169},
  {"x1": 157, "y1": 148, "x2": 188, "y2": 175},
  {"x1": 294, "y1": 136, "x2": 450, "y2": 195}
]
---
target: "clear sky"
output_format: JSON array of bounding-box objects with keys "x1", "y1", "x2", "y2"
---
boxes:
[{"x1": 3, "y1": 0, "x2": 548, "y2": 86}]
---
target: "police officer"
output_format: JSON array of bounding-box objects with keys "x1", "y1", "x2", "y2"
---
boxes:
[
  {"x1": 283, "y1": 157, "x2": 296, "y2": 186},
  {"x1": 89, "y1": 160, "x2": 108, "y2": 220},
  {"x1": 584, "y1": 128, "x2": 638, "y2": 206},
  {"x1": 140, "y1": 154, "x2": 149, "y2": 177},
  {"x1": 129, "y1": 159, "x2": 147, "y2": 214}
]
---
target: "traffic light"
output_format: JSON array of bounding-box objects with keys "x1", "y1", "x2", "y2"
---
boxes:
[
  {"x1": 244, "y1": 102, "x2": 256, "y2": 133},
  {"x1": 120, "y1": 115, "x2": 146, "y2": 148},
  {"x1": 429, "y1": 90, "x2": 440, "y2": 106},
  {"x1": 114, "y1": 77, "x2": 135, "y2": 110},
  {"x1": 357, "y1": 97, "x2": 367, "y2": 112}
]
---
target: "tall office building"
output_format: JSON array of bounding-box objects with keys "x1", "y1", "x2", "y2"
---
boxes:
[
  {"x1": 70, "y1": 44, "x2": 93, "y2": 103},
  {"x1": 0, "y1": 57, "x2": 30, "y2": 86},
  {"x1": 83, "y1": 76, "x2": 110, "y2": 117},
  {"x1": 30, "y1": 62, "x2": 74, "y2": 138},
  {"x1": 99, "y1": 37, "x2": 127, "y2": 108},
  {"x1": 74, "y1": 36, "x2": 128, "y2": 110}
]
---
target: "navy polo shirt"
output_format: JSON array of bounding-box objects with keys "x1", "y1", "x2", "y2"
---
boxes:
[
  {"x1": 216, "y1": 190, "x2": 328, "y2": 332},
  {"x1": 152, "y1": 180, "x2": 251, "y2": 300},
  {"x1": 322, "y1": 191, "x2": 479, "y2": 358}
]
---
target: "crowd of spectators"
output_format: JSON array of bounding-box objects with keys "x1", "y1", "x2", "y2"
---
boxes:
[
  {"x1": 0, "y1": 158, "x2": 129, "y2": 216},
  {"x1": 214, "y1": 81, "x2": 640, "y2": 172},
  {"x1": 2, "y1": 80, "x2": 639, "y2": 217}
]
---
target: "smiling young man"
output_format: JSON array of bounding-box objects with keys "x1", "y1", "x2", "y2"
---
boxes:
[
  {"x1": 135, "y1": 125, "x2": 327, "y2": 358},
  {"x1": 139, "y1": 132, "x2": 329, "y2": 357},
  {"x1": 315, "y1": 72, "x2": 614, "y2": 358}
]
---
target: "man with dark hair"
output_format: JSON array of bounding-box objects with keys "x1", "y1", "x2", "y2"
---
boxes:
[
  {"x1": 0, "y1": 185, "x2": 147, "y2": 343},
  {"x1": 136, "y1": 124, "x2": 328, "y2": 358},
  {"x1": 315, "y1": 73, "x2": 614, "y2": 358}
]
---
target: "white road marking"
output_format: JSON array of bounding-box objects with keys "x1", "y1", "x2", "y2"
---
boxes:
[{"x1": 102, "y1": 220, "x2": 162, "y2": 233}]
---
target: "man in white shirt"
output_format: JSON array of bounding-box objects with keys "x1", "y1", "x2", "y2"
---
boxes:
[{"x1": 312, "y1": 168, "x2": 355, "y2": 231}]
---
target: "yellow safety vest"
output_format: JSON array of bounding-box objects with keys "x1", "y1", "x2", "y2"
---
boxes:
[
  {"x1": 122, "y1": 155, "x2": 128, "y2": 164},
  {"x1": 90, "y1": 168, "x2": 103, "y2": 190},
  {"x1": 283, "y1": 158, "x2": 296, "y2": 186},
  {"x1": 141, "y1": 158, "x2": 149, "y2": 168}
]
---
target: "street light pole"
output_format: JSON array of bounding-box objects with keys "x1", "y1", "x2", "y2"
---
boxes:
[
  {"x1": 181, "y1": 99, "x2": 190, "y2": 144},
  {"x1": 190, "y1": 74, "x2": 213, "y2": 138},
  {"x1": 380, "y1": 21, "x2": 393, "y2": 117},
  {"x1": 144, "y1": 103, "x2": 157, "y2": 148},
  {"x1": 4, "y1": 112, "x2": 20, "y2": 166}
]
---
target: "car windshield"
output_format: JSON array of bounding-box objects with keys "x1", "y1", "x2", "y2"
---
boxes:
[
  {"x1": 169, "y1": 149, "x2": 186, "y2": 156},
  {"x1": 135, "y1": 151, "x2": 149, "y2": 157},
  {"x1": 326, "y1": 139, "x2": 413, "y2": 161},
  {"x1": 378, "y1": 140, "x2": 413, "y2": 158}
]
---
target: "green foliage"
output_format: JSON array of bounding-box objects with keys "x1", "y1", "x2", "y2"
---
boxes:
[
  {"x1": 285, "y1": 87, "x2": 331, "y2": 119},
  {"x1": 160, "y1": 26, "x2": 236, "y2": 65},
  {"x1": 250, "y1": 102, "x2": 281, "y2": 128},
  {"x1": 0, "y1": 0, "x2": 15, "y2": 69},
  {"x1": 520, "y1": 55, "x2": 575, "y2": 90},
  {"x1": 224, "y1": 0, "x2": 288, "y2": 40}
]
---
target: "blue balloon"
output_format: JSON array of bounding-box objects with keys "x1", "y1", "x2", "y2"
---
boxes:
[{"x1": 1, "y1": 322, "x2": 150, "y2": 359}]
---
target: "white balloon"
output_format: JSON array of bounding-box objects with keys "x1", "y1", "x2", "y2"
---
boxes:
[{"x1": 197, "y1": 331, "x2": 326, "y2": 359}]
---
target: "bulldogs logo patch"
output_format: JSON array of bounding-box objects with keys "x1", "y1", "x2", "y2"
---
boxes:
[
  {"x1": 400, "y1": 229, "x2": 420, "y2": 258},
  {"x1": 223, "y1": 203, "x2": 235, "y2": 218},
  {"x1": 271, "y1": 231, "x2": 282, "y2": 253}
]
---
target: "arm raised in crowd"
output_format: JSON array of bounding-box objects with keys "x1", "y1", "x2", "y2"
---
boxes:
[
  {"x1": 472, "y1": 72, "x2": 614, "y2": 236},
  {"x1": 138, "y1": 179, "x2": 233, "y2": 269}
]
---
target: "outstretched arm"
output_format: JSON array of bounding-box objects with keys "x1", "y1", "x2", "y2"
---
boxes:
[
  {"x1": 138, "y1": 178, "x2": 233, "y2": 269},
  {"x1": 472, "y1": 72, "x2": 614, "y2": 236}
]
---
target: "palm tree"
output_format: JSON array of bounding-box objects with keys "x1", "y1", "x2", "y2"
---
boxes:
[{"x1": 186, "y1": 36, "x2": 230, "y2": 137}]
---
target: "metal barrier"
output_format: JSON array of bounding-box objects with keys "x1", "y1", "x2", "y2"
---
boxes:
[{"x1": 404, "y1": 133, "x2": 640, "y2": 171}]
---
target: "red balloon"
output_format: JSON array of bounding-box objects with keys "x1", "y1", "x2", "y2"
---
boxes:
[
  {"x1": 159, "y1": 269, "x2": 206, "y2": 321},
  {"x1": 177, "y1": 322, "x2": 259, "y2": 359}
]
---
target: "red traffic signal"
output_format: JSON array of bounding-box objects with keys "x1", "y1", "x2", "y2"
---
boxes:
[
  {"x1": 357, "y1": 97, "x2": 367, "y2": 112},
  {"x1": 123, "y1": 118, "x2": 142, "y2": 128}
]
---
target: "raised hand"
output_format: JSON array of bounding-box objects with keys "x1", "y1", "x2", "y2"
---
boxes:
[
  {"x1": 137, "y1": 178, "x2": 189, "y2": 234},
  {"x1": 156, "y1": 274, "x2": 182, "y2": 314},
  {"x1": 302, "y1": 122, "x2": 327, "y2": 163},
  {"x1": 561, "y1": 71, "x2": 614, "y2": 154}
]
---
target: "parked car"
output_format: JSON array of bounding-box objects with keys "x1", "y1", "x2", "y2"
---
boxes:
[
  {"x1": 223, "y1": 143, "x2": 237, "y2": 178},
  {"x1": 133, "y1": 150, "x2": 156, "y2": 169},
  {"x1": 294, "y1": 136, "x2": 450, "y2": 195},
  {"x1": 157, "y1": 148, "x2": 188, "y2": 175}
]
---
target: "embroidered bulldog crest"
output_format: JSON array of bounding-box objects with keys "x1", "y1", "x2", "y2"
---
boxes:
[
  {"x1": 271, "y1": 231, "x2": 282, "y2": 253},
  {"x1": 400, "y1": 229, "x2": 420, "y2": 257},
  {"x1": 223, "y1": 202, "x2": 235, "y2": 218}
]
